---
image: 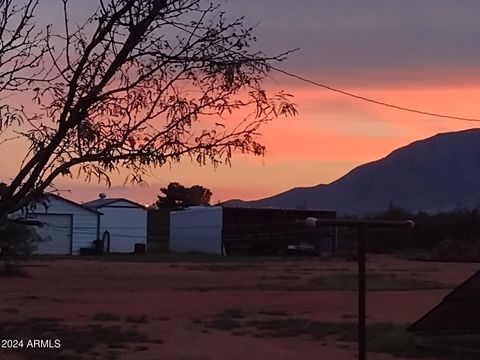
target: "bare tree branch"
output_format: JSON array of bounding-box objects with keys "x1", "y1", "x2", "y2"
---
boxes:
[{"x1": 0, "y1": 0, "x2": 297, "y2": 224}]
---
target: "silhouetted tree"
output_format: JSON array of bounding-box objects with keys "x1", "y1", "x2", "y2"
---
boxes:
[
  {"x1": 0, "y1": 0, "x2": 297, "y2": 227},
  {"x1": 0, "y1": 0, "x2": 46, "y2": 225},
  {"x1": 156, "y1": 182, "x2": 211, "y2": 209},
  {"x1": 187, "y1": 185, "x2": 212, "y2": 207},
  {"x1": 0, "y1": 0, "x2": 45, "y2": 105}
]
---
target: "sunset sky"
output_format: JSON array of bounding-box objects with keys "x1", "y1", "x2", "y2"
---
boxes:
[{"x1": 3, "y1": 0, "x2": 480, "y2": 205}]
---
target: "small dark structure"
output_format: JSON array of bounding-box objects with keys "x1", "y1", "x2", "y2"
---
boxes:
[
  {"x1": 409, "y1": 270, "x2": 480, "y2": 333},
  {"x1": 147, "y1": 207, "x2": 173, "y2": 254},
  {"x1": 222, "y1": 207, "x2": 336, "y2": 255},
  {"x1": 79, "y1": 239, "x2": 104, "y2": 255}
]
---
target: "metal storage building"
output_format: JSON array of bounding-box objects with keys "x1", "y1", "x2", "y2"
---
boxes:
[
  {"x1": 170, "y1": 206, "x2": 223, "y2": 254},
  {"x1": 83, "y1": 195, "x2": 147, "y2": 253},
  {"x1": 27, "y1": 194, "x2": 100, "y2": 255},
  {"x1": 170, "y1": 206, "x2": 336, "y2": 255}
]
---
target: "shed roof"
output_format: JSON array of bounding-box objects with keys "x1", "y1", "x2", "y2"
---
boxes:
[
  {"x1": 408, "y1": 270, "x2": 480, "y2": 333},
  {"x1": 83, "y1": 197, "x2": 146, "y2": 209},
  {"x1": 47, "y1": 194, "x2": 100, "y2": 214}
]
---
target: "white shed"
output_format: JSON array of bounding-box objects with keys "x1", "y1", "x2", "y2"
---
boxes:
[
  {"x1": 27, "y1": 195, "x2": 100, "y2": 255},
  {"x1": 170, "y1": 206, "x2": 223, "y2": 255},
  {"x1": 83, "y1": 195, "x2": 147, "y2": 253}
]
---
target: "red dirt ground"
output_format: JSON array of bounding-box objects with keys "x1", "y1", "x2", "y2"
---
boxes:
[{"x1": 1, "y1": 254, "x2": 478, "y2": 360}]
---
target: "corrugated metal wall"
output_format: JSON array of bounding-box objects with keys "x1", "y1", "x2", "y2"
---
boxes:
[
  {"x1": 222, "y1": 207, "x2": 337, "y2": 255},
  {"x1": 29, "y1": 196, "x2": 98, "y2": 254},
  {"x1": 99, "y1": 201, "x2": 147, "y2": 253},
  {"x1": 169, "y1": 207, "x2": 222, "y2": 255}
]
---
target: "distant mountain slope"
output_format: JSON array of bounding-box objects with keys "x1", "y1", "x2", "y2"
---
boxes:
[{"x1": 225, "y1": 129, "x2": 480, "y2": 214}]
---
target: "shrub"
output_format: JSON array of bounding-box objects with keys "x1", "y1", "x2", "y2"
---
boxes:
[{"x1": 0, "y1": 223, "x2": 42, "y2": 275}]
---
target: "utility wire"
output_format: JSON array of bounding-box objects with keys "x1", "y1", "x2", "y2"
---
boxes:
[
  {"x1": 271, "y1": 66, "x2": 480, "y2": 123},
  {"x1": 168, "y1": 21, "x2": 480, "y2": 123}
]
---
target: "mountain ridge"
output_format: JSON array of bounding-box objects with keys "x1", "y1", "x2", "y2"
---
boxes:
[{"x1": 225, "y1": 128, "x2": 480, "y2": 214}]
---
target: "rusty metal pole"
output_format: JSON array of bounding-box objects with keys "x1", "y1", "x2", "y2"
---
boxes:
[
  {"x1": 306, "y1": 218, "x2": 414, "y2": 360},
  {"x1": 358, "y1": 226, "x2": 366, "y2": 360}
]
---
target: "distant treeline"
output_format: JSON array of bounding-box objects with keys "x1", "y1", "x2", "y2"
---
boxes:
[{"x1": 351, "y1": 206, "x2": 480, "y2": 261}]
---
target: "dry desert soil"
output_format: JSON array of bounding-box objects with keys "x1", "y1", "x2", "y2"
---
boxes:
[{"x1": 1, "y1": 254, "x2": 479, "y2": 360}]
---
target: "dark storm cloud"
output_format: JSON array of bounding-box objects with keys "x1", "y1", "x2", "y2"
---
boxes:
[{"x1": 224, "y1": 0, "x2": 480, "y2": 85}]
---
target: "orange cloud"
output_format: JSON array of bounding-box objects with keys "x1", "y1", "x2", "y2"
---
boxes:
[{"x1": 7, "y1": 81, "x2": 480, "y2": 204}]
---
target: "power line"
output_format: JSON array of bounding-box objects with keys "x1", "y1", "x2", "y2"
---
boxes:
[
  {"x1": 168, "y1": 20, "x2": 480, "y2": 123},
  {"x1": 271, "y1": 66, "x2": 480, "y2": 123}
]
